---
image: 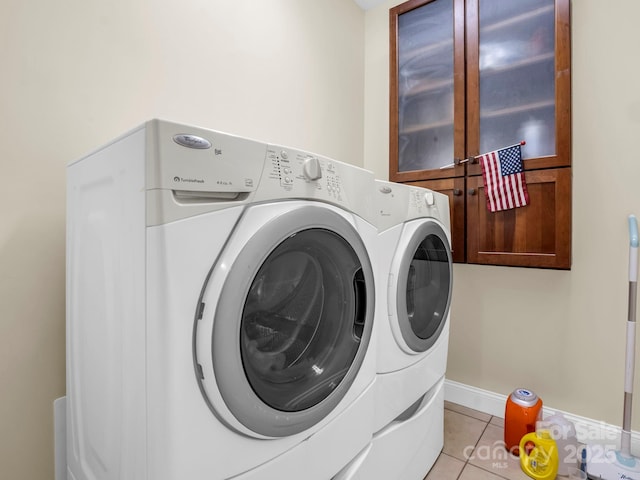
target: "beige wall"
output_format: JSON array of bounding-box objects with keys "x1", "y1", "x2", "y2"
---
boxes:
[
  {"x1": 0, "y1": 1, "x2": 364, "y2": 478},
  {"x1": 4, "y1": 0, "x2": 640, "y2": 478},
  {"x1": 365, "y1": 0, "x2": 640, "y2": 426}
]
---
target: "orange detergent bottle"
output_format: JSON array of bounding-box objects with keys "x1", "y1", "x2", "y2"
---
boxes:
[{"x1": 504, "y1": 388, "x2": 543, "y2": 456}]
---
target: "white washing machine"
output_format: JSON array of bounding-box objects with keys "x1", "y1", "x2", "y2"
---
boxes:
[
  {"x1": 65, "y1": 119, "x2": 378, "y2": 480},
  {"x1": 333, "y1": 179, "x2": 453, "y2": 480}
]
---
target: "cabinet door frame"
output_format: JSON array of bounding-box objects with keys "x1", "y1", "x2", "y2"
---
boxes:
[
  {"x1": 389, "y1": 0, "x2": 466, "y2": 182},
  {"x1": 466, "y1": 168, "x2": 571, "y2": 269},
  {"x1": 465, "y1": 0, "x2": 571, "y2": 175}
]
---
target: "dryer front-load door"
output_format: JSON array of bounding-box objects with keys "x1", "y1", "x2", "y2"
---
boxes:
[
  {"x1": 393, "y1": 220, "x2": 452, "y2": 353},
  {"x1": 194, "y1": 204, "x2": 374, "y2": 438}
]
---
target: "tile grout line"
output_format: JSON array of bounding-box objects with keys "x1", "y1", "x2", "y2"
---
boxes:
[
  {"x1": 445, "y1": 404, "x2": 494, "y2": 424},
  {"x1": 484, "y1": 416, "x2": 512, "y2": 480},
  {"x1": 458, "y1": 415, "x2": 516, "y2": 480},
  {"x1": 471, "y1": 418, "x2": 520, "y2": 480},
  {"x1": 456, "y1": 418, "x2": 492, "y2": 480},
  {"x1": 442, "y1": 405, "x2": 515, "y2": 480}
]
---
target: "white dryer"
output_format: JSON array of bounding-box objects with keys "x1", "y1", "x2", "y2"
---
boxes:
[
  {"x1": 65, "y1": 119, "x2": 377, "y2": 480},
  {"x1": 333, "y1": 179, "x2": 453, "y2": 480},
  {"x1": 373, "y1": 179, "x2": 452, "y2": 423}
]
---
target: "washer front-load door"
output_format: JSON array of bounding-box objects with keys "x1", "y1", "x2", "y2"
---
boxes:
[
  {"x1": 391, "y1": 220, "x2": 452, "y2": 353},
  {"x1": 194, "y1": 204, "x2": 374, "y2": 438}
]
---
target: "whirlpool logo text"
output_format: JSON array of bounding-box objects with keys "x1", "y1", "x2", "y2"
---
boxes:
[{"x1": 173, "y1": 176, "x2": 205, "y2": 183}]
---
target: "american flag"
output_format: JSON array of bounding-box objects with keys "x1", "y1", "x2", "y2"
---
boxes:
[{"x1": 479, "y1": 144, "x2": 529, "y2": 212}]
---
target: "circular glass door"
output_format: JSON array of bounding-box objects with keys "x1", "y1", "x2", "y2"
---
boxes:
[
  {"x1": 396, "y1": 221, "x2": 452, "y2": 352},
  {"x1": 241, "y1": 228, "x2": 367, "y2": 412},
  {"x1": 194, "y1": 205, "x2": 374, "y2": 437}
]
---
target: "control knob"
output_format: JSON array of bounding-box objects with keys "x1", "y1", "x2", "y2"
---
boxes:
[
  {"x1": 425, "y1": 192, "x2": 435, "y2": 206},
  {"x1": 303, "y1": 156, "x2": 322, "y2": 181}
]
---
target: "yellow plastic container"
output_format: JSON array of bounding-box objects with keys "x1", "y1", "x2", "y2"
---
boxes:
[{"x1": 519, "y1": 429, "x2": 559, "y2": 480}]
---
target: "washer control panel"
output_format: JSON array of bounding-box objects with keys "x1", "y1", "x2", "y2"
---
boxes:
[
  {"x1": 258, "y1": 146, "x2": 375, "y2": 221},
  {"x1": 265, "y1": 148, "x2": 346, "y2": 203},
  {"x1": 409, "y1": 189, "x2": 434, "y2": 215}
]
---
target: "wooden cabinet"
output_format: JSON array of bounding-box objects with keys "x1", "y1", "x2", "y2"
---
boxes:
[{"x1": 390, "y1": 0, "x2": 571, "y2": 269}]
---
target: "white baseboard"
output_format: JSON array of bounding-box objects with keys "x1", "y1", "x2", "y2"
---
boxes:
[
  {"x1": 444, "y1": 379, "x2": 640, "y2": 454},
  {"x1": 444, "y1": 379, "x2": 507, "y2": 418}
]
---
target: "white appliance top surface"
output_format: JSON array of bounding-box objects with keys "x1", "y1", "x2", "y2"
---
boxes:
[{"x1": 373, "y1": 179, "x2": 449, "y2": 231}]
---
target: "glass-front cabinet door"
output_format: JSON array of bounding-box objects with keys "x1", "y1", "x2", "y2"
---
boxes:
[
  {"x1": 478, "y1": 0, "x2": 556, "y2": 158},
  {"x1": 466, "y1": 0, "x2": 571, "y2": 174},
  {"x1": 390, "y1": 0, "x2": 465, "y2": 182}
]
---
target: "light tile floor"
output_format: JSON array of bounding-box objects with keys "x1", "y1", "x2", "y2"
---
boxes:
[{"x1": 429, "y1": 402, "x2": 573, "y2": 480}]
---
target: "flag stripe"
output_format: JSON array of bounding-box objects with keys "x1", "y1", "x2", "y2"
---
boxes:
[
  {"x1": 491, "y1": 152, "x2": 505, "y2": 210},
  {"x1": 515, "y1": 173, "x2": 523, "y2": 206},
  {"x1": 516, "y1": 172, "x2": 529, "y2": 205},
  {"x1": 490, "y1": 152, "x2": 501, "y2": 210},
  {"x1": 480, "y1": 154, "x2": 494, "y2": 212},
  {"x1": 505, "y1": 171, "x2": 515, "y2": 209},
  {"x1": 488, "y1": 153, "x2": 497, "y2": 210},
  {"x1": 508, "y1": 174, "x2": 519, "y2": 207},
  {"x1": 493, "y1": 151, "x2": 504, "y2": 210}
]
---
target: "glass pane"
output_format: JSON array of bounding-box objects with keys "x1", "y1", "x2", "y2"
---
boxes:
[
  {"x1": 241, "y1": 229, "x2": 365, "y2": 412},
  {"x1": 479, "y1": 0, "x2": 556, "y2": 159},
  {"x1": 397, "y1": 0, "x2": 454, "y2": 172},
  {"x1": 406, "y1": 234, "x2": 451, "y2": 340}
]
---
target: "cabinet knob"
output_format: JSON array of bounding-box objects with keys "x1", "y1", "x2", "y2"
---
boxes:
[
  {"x1": 468, "y1": 156, "x2": 478, "y2": 164},
  {"x1": 453, "y1": 189, "x2": 462, "y2": 196},
  {"x1": 468, "y1": 188, "x2": 476, "y2": 196}
]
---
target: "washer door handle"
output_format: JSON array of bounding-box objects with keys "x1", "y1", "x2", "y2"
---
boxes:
[{"x1": 352, "y1": 269, "x2": 366, "y2": 340}]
